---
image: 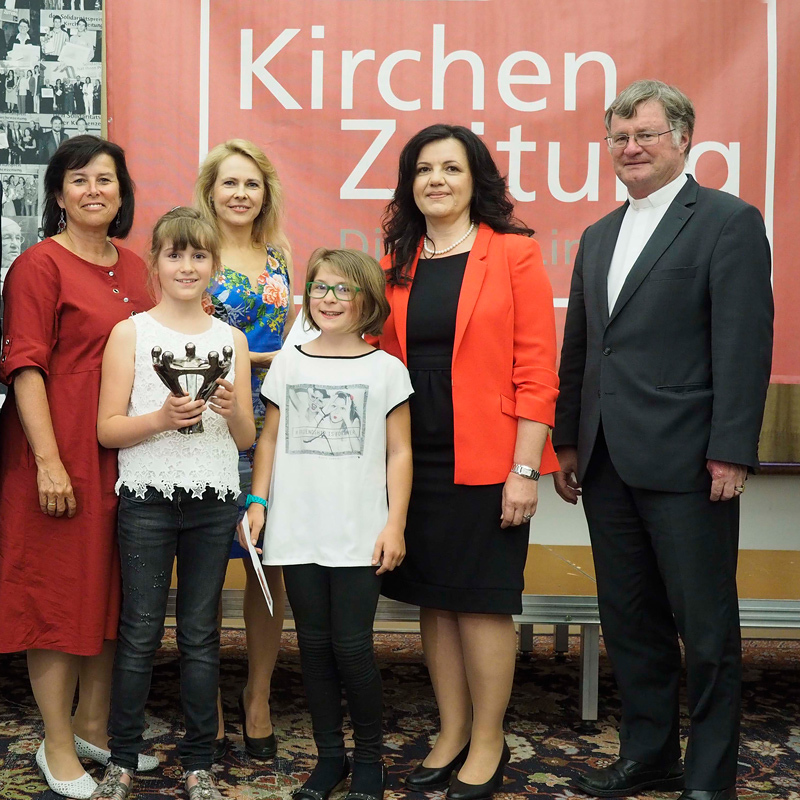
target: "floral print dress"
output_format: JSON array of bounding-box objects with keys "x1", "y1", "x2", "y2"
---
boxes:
[{"x1": 208, "y1": 245, "x2": 291, "y2": 464}]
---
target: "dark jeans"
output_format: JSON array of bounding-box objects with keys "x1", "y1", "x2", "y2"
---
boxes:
[
  {"x1": 283, "y1": 564, "x2": 383, "y2": 764},
  {"x1": 109, "y1": 486, "x2": 238, "y2": 771}
]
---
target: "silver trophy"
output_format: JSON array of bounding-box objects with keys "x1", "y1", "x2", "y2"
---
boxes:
[{"x1": 151, "y1": 343, "x2": 233, "y2": 434}]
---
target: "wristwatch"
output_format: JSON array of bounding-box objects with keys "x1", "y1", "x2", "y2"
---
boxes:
[{"x1": 510, "y1": 463, "x2": 540, "y2": 481}]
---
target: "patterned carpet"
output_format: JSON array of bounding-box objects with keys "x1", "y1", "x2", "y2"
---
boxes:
[{"x1": 1, "y1": 630, "x2": 799, "y2": 799}]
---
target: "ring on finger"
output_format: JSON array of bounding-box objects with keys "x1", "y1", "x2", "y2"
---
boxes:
[{"x1": 522, "y1": 513, "x2": 532, "y2": 521}]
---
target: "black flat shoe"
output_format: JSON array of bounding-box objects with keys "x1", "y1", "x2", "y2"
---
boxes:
[
  {"x1": 212, "y1": 735, "x2": 229, "y2": 763},
  {"x1": 238, "y1": 688, "x2": 277, "y2": 759},
  {"x1": 293, "y1": 757, "x2": 351, "y2": 800},
  {"x1": 405, "y1": 741, "x2": 470, "y2": 792},
  {"x1": 446, "y1": 741, "x2": 510, "y2": 800},
  {"x1": 573, "y1": 757, "x2": 685, "y2": 798},
  {"x1": 345, "y1": 762, "x2": 387, "y2": 800},
  {"x1": 678, "y1": 789, "x2": 736, "y2": 800}
]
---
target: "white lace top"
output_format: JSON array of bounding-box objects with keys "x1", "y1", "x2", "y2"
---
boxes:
[{"x1": 116, "y1": 312, "x2": 240, "y2": 499}]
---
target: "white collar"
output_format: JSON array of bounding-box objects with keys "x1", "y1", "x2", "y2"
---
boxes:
[{"x1": 628, "y1": 172, "x2": 688, "y2": 211}]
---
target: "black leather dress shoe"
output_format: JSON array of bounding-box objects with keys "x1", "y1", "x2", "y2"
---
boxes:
[
  {"x1": 238, "y1": 689, "x2": 278, "y2": 759},
  {"x1": 446, "y1": 741, "x2": 510, "y2": 800},
  {"x1": 572, "y1": 757, "x2": 684, "y2": 797},
  {"x1": 405, "y1": 741, "x2": 470, "y2": 792},
  {"x1": 678, "y1": 789, "x2": 736, "y2": 800}
]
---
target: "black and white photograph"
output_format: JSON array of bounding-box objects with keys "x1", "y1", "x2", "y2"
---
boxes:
[
  {"x1": 0, "y1": 114, "x2": 43, "y2": 162},
  {"x1": 0, "y1": 63, "x2": 38, "y2": 114},
  {"x1": 40, "y1": 61, "x2": 101, "y2": 115},
  {"x1": 0, "y1": 164, "x2": 43, "y2": 218},
  {"x1": 40, "y1": 8, "x2": 101, "y2": 64},
  {"x1": 0, "y1": 9, "x2": 38, "y2": 65},
  {"x1": 0, "y1": 202, "x2": 38, "y2": 287},
  {"x1": 37, "y1": 1, "x2": 103, "y2": 10}
]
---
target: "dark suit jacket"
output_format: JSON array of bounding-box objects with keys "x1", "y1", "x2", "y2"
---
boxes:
[
  {"x1": 37, "y1": 130, "x2": 67, "y2": 164},
  {"x1": 552, "y1": 175, "x2": 773, "y2": 493}
]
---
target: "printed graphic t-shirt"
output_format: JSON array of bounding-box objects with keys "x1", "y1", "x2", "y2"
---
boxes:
[{"x1": 260, "y1": 344, "x2": 413, "y2": 567}]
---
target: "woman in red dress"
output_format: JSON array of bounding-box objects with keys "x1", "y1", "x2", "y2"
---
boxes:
[{"x1": 0, "y1": 136, "x2": 151, "y2": 798}]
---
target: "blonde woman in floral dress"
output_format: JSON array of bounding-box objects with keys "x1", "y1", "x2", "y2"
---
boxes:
[{"x1": 196, "y1": 139, "x2": 295, "y2": 761}]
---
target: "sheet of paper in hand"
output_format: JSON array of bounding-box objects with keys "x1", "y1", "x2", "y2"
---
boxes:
[{"x1": 239, "y1": 512, "x2": 273, "y2": 616}]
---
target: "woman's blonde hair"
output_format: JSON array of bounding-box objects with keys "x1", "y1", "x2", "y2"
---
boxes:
[
  {"x1": 303, "y1": 249, "x2": 390, "y2": 337},
  {"x1": 147, "y1": 207, "x2": 222, "y2": 293},
  {"x1": 195, "y1": 139, "x2": 285, "y2": 249}
]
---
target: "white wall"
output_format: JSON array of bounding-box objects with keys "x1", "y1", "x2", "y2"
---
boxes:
[{"x1": 531, "y1": 474, "x2": 800, "y2": 550}]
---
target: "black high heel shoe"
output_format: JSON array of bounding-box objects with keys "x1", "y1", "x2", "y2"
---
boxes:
[
  {"x1": 405, "y1": 741, "x2": 471, "y2": 792},
  {"x1": 446, "y1": 741, "x2": 510, "y2": 800},
  {"x1": 238, "y1": 688, "x2": 278, "y2": 759}
]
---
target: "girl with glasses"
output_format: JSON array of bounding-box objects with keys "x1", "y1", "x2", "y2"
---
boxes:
[{"x1": 241, "y1": 248, "x2": 413, "y2": 800}]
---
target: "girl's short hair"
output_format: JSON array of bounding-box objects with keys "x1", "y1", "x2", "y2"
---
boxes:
[
  {"x1": 195, "y1": 139, "x2": 286, "y2": 250},
  {"x1": 148, "y1": 206, "x2": 222, "y2": 282},
  {"x1": 303, "y1": 249, "x2": 390, "y2": 337}
]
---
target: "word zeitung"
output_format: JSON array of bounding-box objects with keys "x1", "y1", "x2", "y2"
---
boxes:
[{"x1": 240, "y1": 25, "x2": 741, "y2": 203}]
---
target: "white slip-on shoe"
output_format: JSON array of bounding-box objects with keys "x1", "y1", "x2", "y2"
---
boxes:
[
  {"x1": 74, "y1": 734, "x2": 160, "y2": 772},
  {"x1": 36, "y1": 740, "x2": 97, "y2": 799}
]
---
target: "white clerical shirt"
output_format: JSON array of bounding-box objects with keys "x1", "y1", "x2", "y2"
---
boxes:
[{"x1": 607, "y1": 172, "x2": 688, "y2": 313}]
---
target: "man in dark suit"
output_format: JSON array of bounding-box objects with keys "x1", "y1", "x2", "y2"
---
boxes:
[
  {"x1": 37, "y1": 115, "x2": 67, "y2": 164},
  {"x1": 553, "y1": 80, "x2": 773, "y2": 800}
]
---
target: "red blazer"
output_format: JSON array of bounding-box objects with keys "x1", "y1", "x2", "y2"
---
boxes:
[{"x1": 377, "y1": 223, "x2": 560, "y2": 484}]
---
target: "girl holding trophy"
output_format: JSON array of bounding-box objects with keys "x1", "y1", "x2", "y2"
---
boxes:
[{"x1": 95, "y1": 207, "x2": 255, "y2": 800}]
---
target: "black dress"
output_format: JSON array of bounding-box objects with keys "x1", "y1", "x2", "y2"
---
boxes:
[{"x1": 381, "y1": 252, "x2": 530, "y2": 615}]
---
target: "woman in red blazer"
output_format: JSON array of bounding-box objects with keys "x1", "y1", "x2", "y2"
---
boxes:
[{"x1": 376, "y1": 125, "x2": 559, "y2": 800}]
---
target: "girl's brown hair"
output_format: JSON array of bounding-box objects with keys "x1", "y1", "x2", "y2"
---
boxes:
[
  {"x1": 147, "y1": 207, "x2": 222, "y2": 295},
  {"x1": 303, "y1": 249, "x2": 390, "y2": 337}
]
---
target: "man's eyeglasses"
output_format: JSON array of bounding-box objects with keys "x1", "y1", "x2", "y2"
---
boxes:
[
  {"x1": 605, "y1": 129, "x2": 675, "y2": 149},
  {"x1": 306, "y1": 281, "x2": 361, "y2": 302}
]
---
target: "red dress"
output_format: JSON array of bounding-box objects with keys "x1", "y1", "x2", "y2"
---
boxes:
[{"x1": 0, "y1": 239, "x2": 151, "y2": 655}]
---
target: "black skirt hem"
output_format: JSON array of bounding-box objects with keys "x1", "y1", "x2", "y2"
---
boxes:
[{"x1": 381, "y1": 577, "x2": 522, "y2": 615}]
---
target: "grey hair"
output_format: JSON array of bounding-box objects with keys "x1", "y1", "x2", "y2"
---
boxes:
[{"x1": 605, "y1": 79, "x2": 695, "y2": 156}]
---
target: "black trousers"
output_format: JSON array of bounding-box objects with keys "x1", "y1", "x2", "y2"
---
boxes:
[
  {"x1": 581, "y1": 429, "x2": 741, "y2": 790},
  {"x1": 283, "y1": 564, "x2": 383, "y2": 764}
]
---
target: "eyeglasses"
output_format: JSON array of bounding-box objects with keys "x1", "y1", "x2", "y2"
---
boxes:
[
  {"x1": 306, "y1": 281, "x2": 361, "y2": 302},
  {"x1": 605, "y1": 129, "x2": 675, "y2": 149}
]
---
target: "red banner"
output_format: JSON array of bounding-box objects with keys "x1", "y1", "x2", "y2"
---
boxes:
[{"x1": 107, "y1": 0, "x2": 800, "y2": 381}]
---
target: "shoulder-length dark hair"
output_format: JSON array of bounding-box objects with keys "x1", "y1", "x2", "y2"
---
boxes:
[
  {"x1": 382, "y1": 124, "x2": 533, "y2": 286},
  {"x1": 41, "y1": 135, "x2": 135, "y2": 239}
]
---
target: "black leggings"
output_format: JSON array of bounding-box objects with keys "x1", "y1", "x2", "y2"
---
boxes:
[{"x1": 283, "y1": 564, "x2": 383, "y2": 764}]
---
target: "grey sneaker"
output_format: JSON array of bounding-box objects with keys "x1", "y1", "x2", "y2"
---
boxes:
[
  {"x1": 90, "y1": 763, "x2": 135, "y2": 799},
  {"x1": 185, "y1": 769, "x2": 224, "y2": 799}
]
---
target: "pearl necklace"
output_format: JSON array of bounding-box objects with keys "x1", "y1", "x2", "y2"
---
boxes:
[{"x1": 423, "y1": 221, "x2": 475, "y2": 256}]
